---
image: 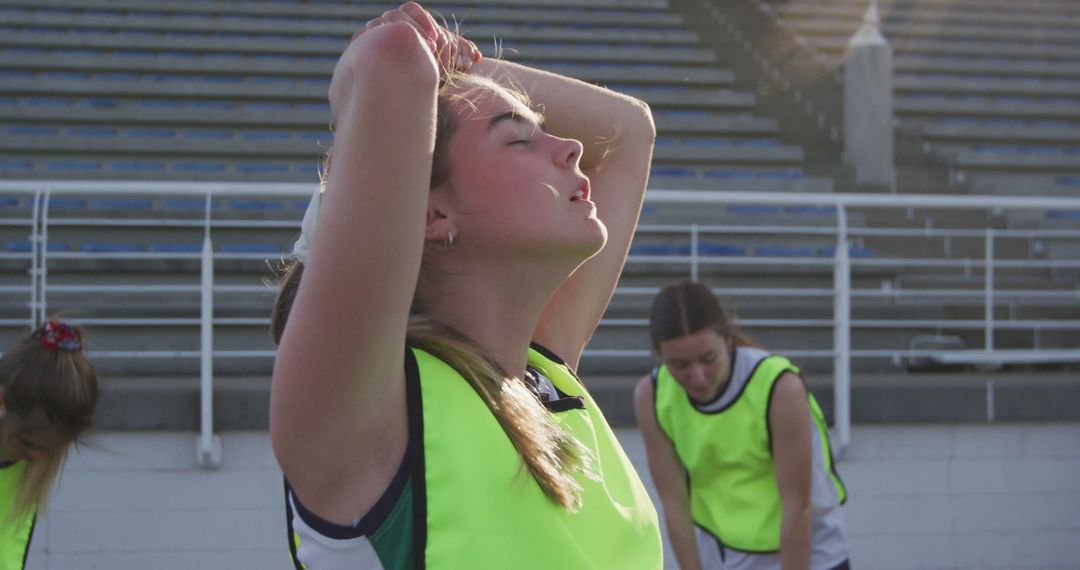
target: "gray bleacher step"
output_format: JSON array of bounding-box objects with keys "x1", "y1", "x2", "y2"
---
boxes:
[
  {"x1": 3, "y1": 31, "x2": 708, "y2": 64},
  {"x1": 0, "y1": 165, "x2": 315, "y2": 183},
  {"x1": 0, "y1": 14, "x2": 696, "y2": 45},
  {"x1": 896, "y1": 97, "x2": 1080, "y2": 120},
  {"x1": 2, "y1": 55, "x2": 733, "y2": 88},
  {"x1": 0, "y1": 135, "x2": 327, "y2": 157},
  {"x1": 951, "y1": 151, "x2": 1080, "y2": 172},
  {"x1": 920, "y1": 124, "x2": 1080, "y2": 145},
  {"x1": 0, "y1": 78, "x2": 755, "y2": 111},
  {"x1": 0, "y1": 103, "x2": 332, "y2": 128},
  {"x1": 896, "y1": 56, "x2": 1080, "y2": 80},
  {"x1": 652, "y1": 145, "x2": 804, "y2": 164},
  {"x1": 896, "y1": 76, "x2": 1080, "y2": 99},
  {"x1": 488, "y1": 45, "x2": 716, "y2": 65},
  {"x1": 763, "y1": 2, "x2": 1080, "y2": 29},
  {"x1": 10, "y1": 0, "x2": 685, "y2": 27},
  {"x1": 646, "y1": 175, "x2": 834, "y2": 193},
  {"x1": 808, "y1": 36, "x2": 1080, "y2": 61},
  {"x1": 773, "y1": 0, "x2": 1080, "y2": 18},
  {"x1": 778, "y1": 18, "x2": 1080, "y2": 46},
  {"x1": 653, "y1": 114, "x2": 776, "y2": 134},
  {"x1": 89, "y1": 371, "x2": 1080, "y2": 430}
]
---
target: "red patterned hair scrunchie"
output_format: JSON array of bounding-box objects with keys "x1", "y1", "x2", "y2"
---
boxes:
[{"x1": 40, "y1": 320, "x2": 83, "y2": 352}]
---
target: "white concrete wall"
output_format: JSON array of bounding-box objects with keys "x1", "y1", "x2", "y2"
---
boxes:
[{"x1": 26, "y1": 424, "x2": 1080, "y2": 569}]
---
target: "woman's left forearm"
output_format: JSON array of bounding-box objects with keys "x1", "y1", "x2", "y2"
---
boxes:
[
  {"x1": 469, "y1": 58, "x2": 655, "y2": 170},
  {"x1": 780, "y1": 504, "x2": 812, "y2": 570}
]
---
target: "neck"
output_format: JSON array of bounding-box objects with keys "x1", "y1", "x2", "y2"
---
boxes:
[{"x1": 422, "y1": 252, "x2": 575, "y2": 377}]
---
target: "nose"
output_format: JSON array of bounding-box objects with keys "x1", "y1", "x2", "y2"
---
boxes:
[
  {"x1": 687, "y1": 364, "x2": 708, "y2": 389},
  {"x1": 554, "y1": 135, "x2": 583, "y2": 169}
]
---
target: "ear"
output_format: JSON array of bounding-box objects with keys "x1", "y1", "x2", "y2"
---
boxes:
[{"x1": 424, "y1": 188, "x2": 457, "y2": 246}]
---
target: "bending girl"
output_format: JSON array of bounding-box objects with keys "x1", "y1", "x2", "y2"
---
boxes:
[
  {"x1": 635, "y1": 281, "x2": 849, "y2": 570},
  {"x1": 270, "y1": 3, "x2": 661, "y2": 568}
]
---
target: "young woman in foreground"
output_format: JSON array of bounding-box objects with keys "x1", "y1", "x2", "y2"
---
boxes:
[
  {"x1": 269, "y1": 3, "x2": 661, "y2": 568},
  {"x1": 635, "y1": 282, "x2": 849, "y2": 570}
]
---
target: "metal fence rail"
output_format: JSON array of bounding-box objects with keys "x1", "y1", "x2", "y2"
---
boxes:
[{"x1": 2, "y1": 180, "x2": 1079, "y2": 463}]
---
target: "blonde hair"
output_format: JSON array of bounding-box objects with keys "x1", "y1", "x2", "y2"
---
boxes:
[
  {"x1": 270, "y1": 73, "x2": 592, "y2": 509},
  {"x1": 0, "y1": 322, "x2": 98, "y2": 520}
]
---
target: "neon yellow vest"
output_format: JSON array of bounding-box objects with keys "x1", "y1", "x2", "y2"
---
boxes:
[
  {"x1": 0, "y1": 461, "x2": 35, "y2": 570},
  {"x1": 413, "y1": 346, "x2": 663, "y2": 569},
  {"x1": 654, "y1": 353, "x2": 846, "y2": 553}
]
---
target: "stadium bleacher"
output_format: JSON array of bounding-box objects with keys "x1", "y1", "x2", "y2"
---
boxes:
[{"x1": 0, "y1": 0, "x2": 1077, "y2": 384}]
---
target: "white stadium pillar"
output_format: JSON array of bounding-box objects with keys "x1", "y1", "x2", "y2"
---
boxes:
[{"x1": 844, "y1": 0, "x2": 896, "y2": 189}]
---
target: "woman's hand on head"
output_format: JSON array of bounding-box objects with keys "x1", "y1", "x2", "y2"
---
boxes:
[{"x1": 358, "y1": 2, "x2": 481, "y2": 76}]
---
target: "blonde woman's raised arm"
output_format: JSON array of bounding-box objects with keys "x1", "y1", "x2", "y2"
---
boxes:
[
  {"x1": 469, "y1": 58, "x2": 656, "y2": 369},
  {"x1": 270, "y1": 19, "x2": 439, "y2": 523}
]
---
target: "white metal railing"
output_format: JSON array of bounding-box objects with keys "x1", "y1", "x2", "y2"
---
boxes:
[{"x1": 2, "y1": 181, "x2": 1080, "y2": 460}]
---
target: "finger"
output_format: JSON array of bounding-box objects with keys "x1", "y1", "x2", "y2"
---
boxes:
[
  {"x1": 466, "y1": 39, "x2": 482, "y2": 63},
  {"x1": 398, "y1": 1, "x2": 438, "y2": 41}
]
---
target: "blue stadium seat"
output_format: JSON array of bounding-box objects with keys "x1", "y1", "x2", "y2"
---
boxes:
[
  {"x1": 727, "y1": 205, "x2": 781, "y2": 215},
  {"x1": 162, "y1": 198, "x2": 218, "y2": 210},
  {"x1": 629, "y1": 244, "x2": 687, "y2": 256},
  {"x1": 0, "y1": 160, "x2": 32, "y2": 171},
  {"x1": 112, "y1": 162, "x2": 167, "y2": 172},
  {"x1": 184, "y1": 130, "x2": 232, "y2": 139},
  {"x1": 125, "y1": 128, "x2": 175, "y2": 138},
  {"x1": 237, "y1": 163, "x2": 290, "y2": 174},
  {"x1": 0, "y1": 197, "x2": 18, "y2": 208},
  {"x1": 242, "y1": 131, "x2": 290, "y2": 140},
  {"x1": 1045, "y1": 210, "x2": 1080, "y2": 220},
  {"x1": 81, "y1": 243, "x2": 144, "y2": 253},
  {"x1": 150, "y1": 243, "x2": 202, "y2": 253},
  {"x1": 754, "y1": 245, "x2": 814, "y2": 257},
  {"x1": 758, "y1": 170, "x2": 805, "y2": 180},
  {"x1": 67, "y1": 127, "x2": 117, "y2": 137},
  {"x1": 7, "y1": 126, "x2": 59, "y2": 136},
  {"x1": 1055, "y1": 176, "x2": 1080, "y2": 186},
  {"x1": 48, "y1": 198, "x2": 86, "y2": 208},
  {"x1": 173, "y1": 163, "x2": 227, "y2": 173},
  {"x1": 704, "y1": 169, "x2": 755, "y2": 179},
  {"x1": 228, "y1": 199, "x2": 284, "y2": 211},
  {"x1": 29, "y1": 98, "x2": 73, "y2": 107},
  {"x1": 220, "y1": 244, "x2": 283, "y2": 254},
  {"x1": 91, "y1": 198, "x2": 152, "y2": 209},
  {"x1": 697, "y1": 243, "x2": 746, "y2": 256}
]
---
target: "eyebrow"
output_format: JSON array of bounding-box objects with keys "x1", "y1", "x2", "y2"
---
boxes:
[{"x1": 487, "y1": 110, "x2": 545, "y2": 132}]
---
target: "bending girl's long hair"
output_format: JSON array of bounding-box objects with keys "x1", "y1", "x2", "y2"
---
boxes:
[{"x1": 0, "y1": 322, "x2": 98, "y2": 521}]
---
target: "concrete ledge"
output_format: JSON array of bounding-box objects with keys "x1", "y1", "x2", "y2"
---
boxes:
[{"x1": 95, "y1": 372, "x2": 1080, "y2": 431}]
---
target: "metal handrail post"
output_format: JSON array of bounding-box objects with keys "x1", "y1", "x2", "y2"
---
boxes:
[
  {"x1": 833, "y1": 205, "x2": 851, "y2": 456},
  {"x1": 29, "y1": 191, "x2": 41, "y2": 330},
  {"x1": 197, "y1": 192, "x2": 222, "y2": 468},
  {"x1": 985, "y1": 228, "x2": 995, "y2": 353},
  {"x1": 38, "y1": 191, "x2": 51, "y2": 327},
  {"x1": 691, "y1": 223, "x2": 700, "y2": 282}
]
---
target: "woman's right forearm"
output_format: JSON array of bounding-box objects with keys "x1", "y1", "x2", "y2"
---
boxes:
[{"x1": 666, "y1": 512, "x2": 702, "y2": 570}]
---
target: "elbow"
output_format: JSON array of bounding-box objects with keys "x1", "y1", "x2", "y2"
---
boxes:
[
  {"x1": 634, "y1": 99, "x2": 657, "y2": 144},
  {"x1": 617, "y1": 97, "x2": 656, "y2": 146}
]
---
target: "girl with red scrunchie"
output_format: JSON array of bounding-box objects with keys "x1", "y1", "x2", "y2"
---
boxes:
[{"x1": 0, "y1": 320, "x2": 99, "y2": 569}]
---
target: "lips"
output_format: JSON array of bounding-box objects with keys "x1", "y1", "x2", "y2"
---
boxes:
[{"x1": 569, "y1": 180, "x2": 591, "y2": 203}]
